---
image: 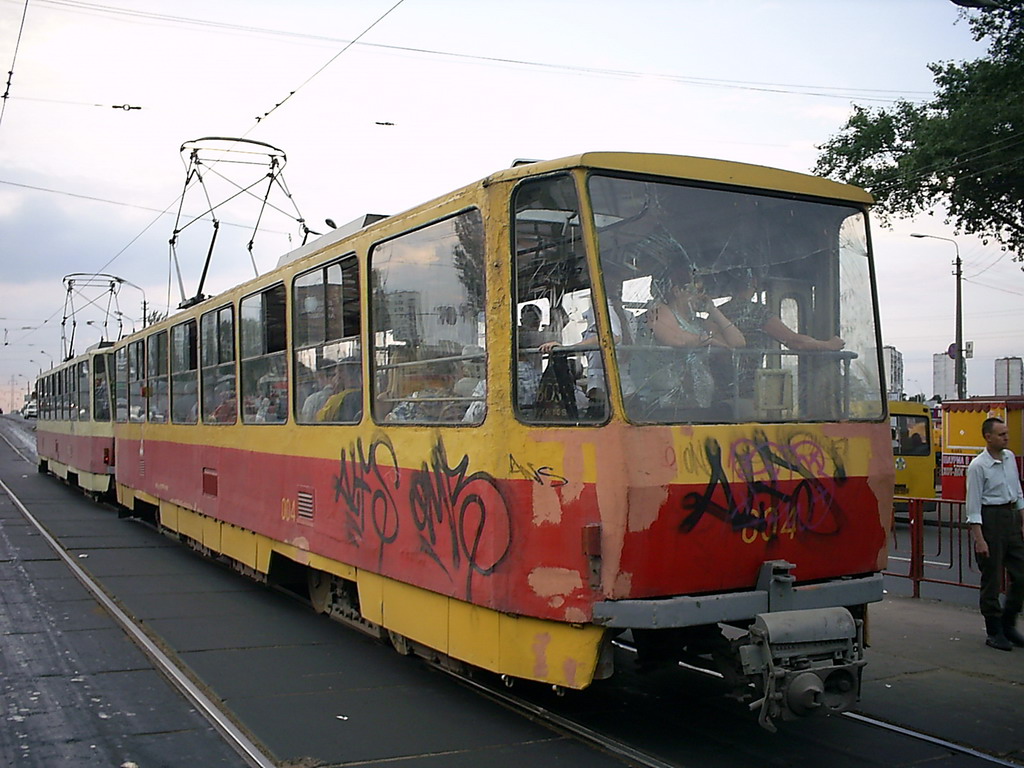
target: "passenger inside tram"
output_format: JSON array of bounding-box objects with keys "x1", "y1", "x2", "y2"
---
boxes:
[
  {"x1": 717, "y1": 270, "x2": 845, "y2": 354},
  {"x1": 710, "y1": 269, "x2": 847, "y2": 412},
  {"x1": 626, "y1": 264, "x2": 745, "y2": 419},
  {"x1": 315, "y1": 358, "x2": 362, "y2": 422}
]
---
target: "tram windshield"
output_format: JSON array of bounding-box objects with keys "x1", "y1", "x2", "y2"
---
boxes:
[
  {"x1": 589, "y1": 174, "x2": 883, "y2": 423},
  {"x1": 512, "y1": 172, "x2": 883, "y2": 425}
]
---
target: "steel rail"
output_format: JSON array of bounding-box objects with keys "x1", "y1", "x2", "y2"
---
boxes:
[
  {"x1": 0, "y1": 466, "x2": 278, "y2": 768},
  {"x1": 614, "y1": 637, "x2": 1020, "y2": 767},
  {"x1": 0, "y1": 420, "x2": 36, "y2": 464},
  {"x1": 441, "y1": 668, "x2": 685, "y2": 768},
  {"x1": 838, "y1": 712, "x2": 1022, "y2": 767}
]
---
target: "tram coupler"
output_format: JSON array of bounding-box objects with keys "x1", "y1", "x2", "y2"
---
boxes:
[{"x1": 737, "y1": 606, "x2": 864, "y2": 732}]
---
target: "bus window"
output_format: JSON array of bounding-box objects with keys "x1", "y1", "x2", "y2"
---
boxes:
[
  {"x1": 201, "y1": 305, "x2": 236, "y2": 424},
  {"x1": 293, "y1": 256, "x2": 362, "y2": 424},
  {"x1": 371, "y1": 210, "x2": 486, "y2": 425},
  {"x1": 892, "y1": 412, "x2": 931, "y2": 457},
  {"x1": 513, "y1": 175, "x2": 602, "y2": 424},
  {"x1": 171, "y1": 320, "x2": 198, "y2": 424},
  {"x1": 240, "y1": 284, "x2": 288, "y2": 424}
]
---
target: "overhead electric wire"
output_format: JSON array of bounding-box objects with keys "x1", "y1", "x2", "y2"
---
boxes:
[
  {"x1": 4, "y1": 0, "x2": 410, "y2": 350},
  {"x1": 0, "y1": 0, "x2": 31, "y2": 130},
  {"x1": 0, "y1": 178, "x2": 289, "y2": 233},
  {"x1": 248, "y1": 0, "x2": 406, "y2": 127},
  {"x1": 10, "y1": 0, "x2": 934, "y2": 104}
]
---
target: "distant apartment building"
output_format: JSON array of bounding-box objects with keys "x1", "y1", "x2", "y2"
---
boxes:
[
  {"x1": 882, "y1": 345, "x2": 904, "y2": 400},
  {"x1": 995, "y1": 357, "x2": 1024, "y2": 396},
  {"x1": 933, "y1": 353, "x2": 957, "y2": 400}
]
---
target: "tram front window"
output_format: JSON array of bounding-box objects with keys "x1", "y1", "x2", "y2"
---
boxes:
[
  {"x1": 513, "y1": 174, "x2": 608, "y2": 424},
  {"x1": 587, "y1": 175, "x2": 884, "y2": 424}
]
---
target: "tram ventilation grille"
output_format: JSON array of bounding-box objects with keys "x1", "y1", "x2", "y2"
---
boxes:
[{"x1": 297, "y1": 490, "x2": 315, "y2": 521}]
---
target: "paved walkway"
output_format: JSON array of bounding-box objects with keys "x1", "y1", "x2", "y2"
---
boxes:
[{"x1": 860, "y1": 592, "x2": 1024, "y2": 762}]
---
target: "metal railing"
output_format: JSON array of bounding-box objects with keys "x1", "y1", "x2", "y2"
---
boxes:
[{"x1": 885, "y1": 496, "x2": 979, "y2": 598}]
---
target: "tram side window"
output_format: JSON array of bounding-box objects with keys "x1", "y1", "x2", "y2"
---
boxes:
[
  {"x1": 53, "y1": 374, "x2": 59, "y2": 419},
  {"x1": 240, "y1": 284, "x2": 288, "y2": 424},
  {"x1": 171, "y1": 320, "x2": 198, "y2": 424},
  {"x1": 128, "y1": 340, "x2": 146, "y2": 422},
  {"x1": 147, "y1": 331, "x2": 168, "y2": 423},
  {"x1": 115, "y1": 347, "x2": 129, "y2": 422},
  {"x1": 93, "y1": 355, "x2": 111, "y2": 421},
  {"x1": 293, "y1": 256, "x2": 362, "y2": 424},
  {"x1": 201, "y1": 305, "x2": 236, "y2": 424},
  {"x1": 66, "y1": 367, "x2": 77, "y2": 422},
  {"x1": 370, "y1": 210, "x2": 487, "y2": 425},
  {"x1": 513, "y1": 175, "x2": 602, "y2": 424},
  {"x1": 77, "y1": 360, "x2": 90, "y2": 421}
]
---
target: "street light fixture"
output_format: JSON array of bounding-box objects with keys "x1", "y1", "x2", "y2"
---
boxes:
[{"x1": 910, "y1": 233, "x2": 965, "y2": 399}]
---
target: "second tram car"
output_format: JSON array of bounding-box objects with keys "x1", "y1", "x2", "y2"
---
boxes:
[
  {"x1": 35, "y1": 344, "x2": 115, "y2": 495},
  {"x1": 37, "y1": 152, "x2": 892, "y2": 729}
]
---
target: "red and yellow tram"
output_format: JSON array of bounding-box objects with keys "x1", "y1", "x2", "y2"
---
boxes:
[
  {"x1": 35, "y1": 344, "x2": 115, "y2": 495},
  {"x1": 37, "y1": 152, "x2": 892, "y2": 729}
]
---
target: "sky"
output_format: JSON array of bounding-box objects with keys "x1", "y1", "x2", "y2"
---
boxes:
[{"x1": 1, "y1": 0, "x2": 1021, "y2": 412}]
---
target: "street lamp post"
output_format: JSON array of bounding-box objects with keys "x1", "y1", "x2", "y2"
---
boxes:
[{"x1": 910, "y1": 233, "x2": 965, "y2": 399}]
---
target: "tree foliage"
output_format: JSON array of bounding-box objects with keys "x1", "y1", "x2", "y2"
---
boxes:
[{"x1": 814, "y1": 2, "x2": 1024, "y2": 263}]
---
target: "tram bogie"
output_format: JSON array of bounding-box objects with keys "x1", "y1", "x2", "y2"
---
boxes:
[{"x1": 36, "y1": 152, "x2": 891, "y2": 730}]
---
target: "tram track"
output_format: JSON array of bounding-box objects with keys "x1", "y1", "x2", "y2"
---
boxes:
[
  {"x1": 0, "y1": 457, "x2": 277, "y2": 768},
  {"x1": 440, "y1": 668, "x2": 682, "y2": 768},
  {"x1": 438, "y1": 656, "x2": 1024, "y2": 768},
  {"x1": 607, "y1": 637, "x2": 1024, "y2": 768}
]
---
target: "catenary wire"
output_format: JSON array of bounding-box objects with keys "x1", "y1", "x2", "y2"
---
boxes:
[
  {"x1": 0, "y1": 0, "x2": 31, "y2": 130},
  {"x1": 10, "y1": 0, "x2": 935, "y2": 104},
  {"x1": 246, "y1": 0, "x2": 406, "y2": 128},
  {"x1": 4, "y1": 1, "x2": 409, "y2": 349}
]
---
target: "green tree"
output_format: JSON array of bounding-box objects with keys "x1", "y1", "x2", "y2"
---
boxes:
[{"x1": 814, "y1": 2, "x2": 1024, "y2": 264}]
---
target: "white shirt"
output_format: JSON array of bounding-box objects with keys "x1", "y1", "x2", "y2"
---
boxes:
[{"x1": 965, "y1": 448, "x2": 1024, "y2": 524}]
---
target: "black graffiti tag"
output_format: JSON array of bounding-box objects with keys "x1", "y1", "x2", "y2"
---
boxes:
[
  {"x1": 333, "y1": 435, "x2": 401, "y2": 564},
  {"x1": 409, "y1": 439, "x2": 512, "y2": 600},
  {"x1": 679, "y1": 432, "x2": 846, "y2": 539},
  {"x1": 508, "y1": 453, "x2": 568, "y2": 487}
]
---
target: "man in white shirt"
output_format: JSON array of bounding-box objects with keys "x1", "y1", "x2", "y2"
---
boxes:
[{"x1": 966, "y1": 417, "x2": 1024, "y2": 651}]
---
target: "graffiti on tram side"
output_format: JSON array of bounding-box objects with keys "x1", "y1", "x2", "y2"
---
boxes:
[
  {"x1": 409, "y1": 440, "x2": 512, "y2": 600},
  {"x1": 508, "y1": 453, "x2": 568, "y2": 488},
  {"x1": 332, "y1": 435, "x2": 512, "y2": 598},
  {"x1": 333, "y1": 434, "x2": 401, "y2": 565},
  {"x1": 679, "y1": 431, "x2": 848, "y2": 541}
]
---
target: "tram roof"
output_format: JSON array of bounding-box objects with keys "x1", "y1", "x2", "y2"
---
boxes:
[
  {"x1": 274, "y1": 152, "x2": 872, "y2": 269},
  {"x1": 484, "y1": 152, "x2": 875, "y2": 205}
]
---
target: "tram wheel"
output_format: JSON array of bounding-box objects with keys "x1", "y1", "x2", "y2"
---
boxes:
[
  {"x1": 308, "y1": 569, "x2": 331, "y2": 614},
  {"x1": 388, "y1": 630, "x2": 412, "y2": 656}
]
